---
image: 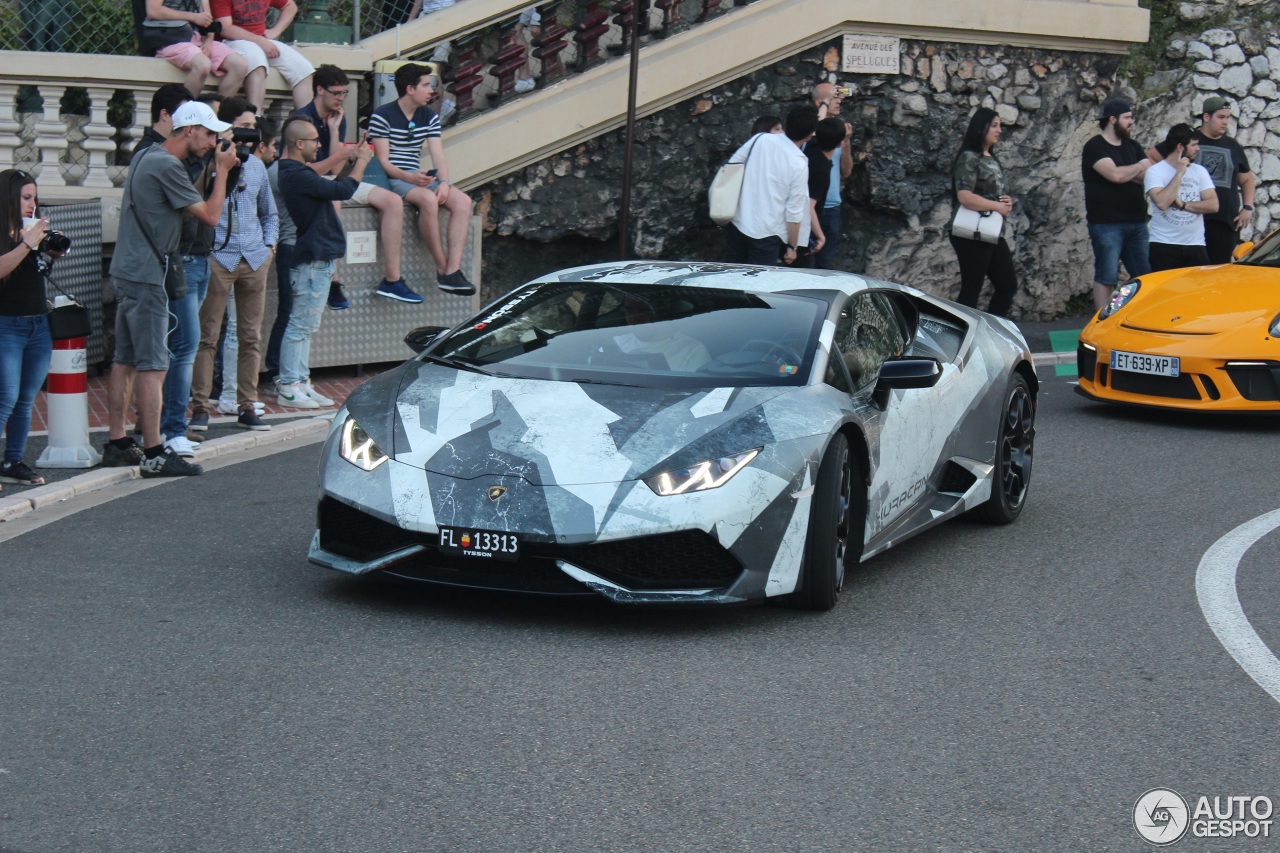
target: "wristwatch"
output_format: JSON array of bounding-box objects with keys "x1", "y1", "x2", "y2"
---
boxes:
[
  {"x1": 786, "y1": 244, "x2": 797, "y2": 251},
  {"x1": 1242, "y1": 204, "x2": 1254, "y2": 211}
]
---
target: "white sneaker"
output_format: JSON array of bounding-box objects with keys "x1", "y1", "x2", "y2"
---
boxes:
[
  {"x1": 300, "y1": 382, "x2": 335, "y2": 407},
  {"x1": 276, "y1": 382, "x2": 319, "y2": 409},
  {"x1": 220, "y1": 398, "x2": 265, "y2": 415},
  {"x1": 514, "y1": 77, "x2": 535, "y2": 94},
  {"x1": 164, "y1": 435, "x2": 198, "y2": 458}
]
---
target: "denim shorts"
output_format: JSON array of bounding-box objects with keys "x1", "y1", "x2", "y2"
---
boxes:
[{"x1": 1088, "y1": 221, "x2": 1151, "y2": 286}]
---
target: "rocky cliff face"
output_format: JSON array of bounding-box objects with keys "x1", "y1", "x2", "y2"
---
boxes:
[{"x1": 478, "y1": 1, "x2": 1280, "y2": 320}]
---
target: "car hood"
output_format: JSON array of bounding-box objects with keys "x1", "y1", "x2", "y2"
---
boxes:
[
  {"x1": 1124, "y1": 266, "x2": 1280, "y2": 334},
  {"x1": 380, "y1": 363, "x2": 800, "y2": 486}
]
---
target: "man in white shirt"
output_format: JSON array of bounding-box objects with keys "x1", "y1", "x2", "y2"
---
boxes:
[
  {"x1": 725, "y1": 107, "x2": 816, "y2": 266},
  {"x1": 1144, "y1": 123, "x2": 1218, "y2": 272}
]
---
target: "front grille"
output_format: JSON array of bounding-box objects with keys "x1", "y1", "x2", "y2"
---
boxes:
[
  {"x1": 319, "y1": 497, "x2": 418, "y2": 562},
  {"x1": 1109, "y1": 370, "x2": 1201, "y2": 400},
  {"x1": 1224, "y1": 363, "x2": 1280, "y2": 402},
  {"x1": 1077, "y1": 343, "x2": 1097, "y2": 382},
  {"x1": 317, "y1": 498, "x2": 742, "y2": 592},
  {"x1": 552, "y1": 530, "x2": 743, "y2": 590}
]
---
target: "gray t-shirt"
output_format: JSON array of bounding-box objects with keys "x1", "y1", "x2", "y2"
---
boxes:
[
  {"x1": 267, "y1": 160, "x2": 297, "y2": 246},
  {"x1": 110, "y1": 146, "x2": 202, "y2": 286}
]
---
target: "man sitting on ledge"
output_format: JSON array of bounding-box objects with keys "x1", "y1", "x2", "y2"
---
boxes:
[{"x1": 368, "y1": 63, "x2": 476, "y2": 297}]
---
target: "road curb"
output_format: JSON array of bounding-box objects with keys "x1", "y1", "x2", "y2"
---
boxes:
[
  {"x1": 0, "y1": 416, "x2": 332, "y2": 522},
  {"x1": 1033, "y1": 351, "x2": 1076, "y2": 367}
]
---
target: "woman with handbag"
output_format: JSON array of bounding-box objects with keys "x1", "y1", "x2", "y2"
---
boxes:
[
  {"x1": 949, "y1": 108, "x2": 1018, "y2": 317},
  {"x1": 0, "y1": 169, "x2": 56, "y2": 487}
]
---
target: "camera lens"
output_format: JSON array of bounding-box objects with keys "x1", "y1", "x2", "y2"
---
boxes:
[{"x1": 39, "y1": 231, "x2": 70, "y2": 253}]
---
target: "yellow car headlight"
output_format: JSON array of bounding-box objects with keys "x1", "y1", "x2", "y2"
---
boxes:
[
  {"x1": 643, "y1": 448, "x2": 760, "y2": 496},
  {"x1": 338, "y1": 417, "x2": 389, "y2": 471}
]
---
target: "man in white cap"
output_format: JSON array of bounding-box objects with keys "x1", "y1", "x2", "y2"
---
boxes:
[{"x1": 104, "y1": 101, "x2": 239, "y2": 478}]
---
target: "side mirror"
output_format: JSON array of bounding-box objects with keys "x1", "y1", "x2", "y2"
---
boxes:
[
  {"x1": 876, "y1": 356, "x2": 943, "y2": 390},
  {"x1": 1232, "y1": 241, "x2": 1254, "y2": 262},
  {"x1": 404, "y1": 326, "x2": 449, "y2": 354}
]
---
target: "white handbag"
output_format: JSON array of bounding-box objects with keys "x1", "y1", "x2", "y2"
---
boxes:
[
  {"x1": 951, "y1": 206, "x2": 1004, "y2": 244},
  {"x1": 708, "y1": 134, "x2": 763, "y2": 225}
]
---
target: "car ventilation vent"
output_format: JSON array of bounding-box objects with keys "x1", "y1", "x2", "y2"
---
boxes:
[{"x1": 937, "y1": 461, "x2": 977, "y2": 495}]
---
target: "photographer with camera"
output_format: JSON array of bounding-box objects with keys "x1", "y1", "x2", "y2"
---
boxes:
[
  {"x1": 138, "y1": 0, "x2": 248, "y2": 100},
  {"x1": 106, "y1": 102, "x2": 238, "y2": 478},
  {"x1": 190, "y1": 97, "x2": 279, "y2": 432},
  {"x1": 0, "y1": 169, "x2": 69, "y2": 489}
]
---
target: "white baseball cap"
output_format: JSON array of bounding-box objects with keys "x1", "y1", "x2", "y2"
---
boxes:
[{"x1": 171, "y1": 101, "x2": 231, "y2": 132}]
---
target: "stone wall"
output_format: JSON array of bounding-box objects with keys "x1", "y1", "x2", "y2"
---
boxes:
[{"x1": 477, "y1": 2, "x2": 1280, "y2": 320}]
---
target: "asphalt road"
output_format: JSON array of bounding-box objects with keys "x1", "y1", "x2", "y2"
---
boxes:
[{"x1": 2, "y1": 371, "x2": 1278, "y2": 853}]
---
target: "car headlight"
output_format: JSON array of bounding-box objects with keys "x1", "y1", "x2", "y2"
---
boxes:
[
  {"x1": 643, "y1": 448, "x2": 760, "y2": 496},
  {"x1": 338, "y1": 417, "x2": 389, "y2": 471},
  {"x1": 1099, "y1": 280, "x2": 1140, "y2": 319},
  {"x1": 1270, "y1": 311, "x2": 1280, "y2": 337}
]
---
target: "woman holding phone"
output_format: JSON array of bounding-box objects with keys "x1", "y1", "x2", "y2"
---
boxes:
[{"x1": 0, "y1": 169, "x2": 55, "y2": 487}]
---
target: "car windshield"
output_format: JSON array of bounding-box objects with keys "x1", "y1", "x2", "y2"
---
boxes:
[
  {"x1": 427, "y1": 281, "x2": 827, "y2": 388},
  {"x1": 1237, "y1": 230, "x2": 1280, "y2": 267}
]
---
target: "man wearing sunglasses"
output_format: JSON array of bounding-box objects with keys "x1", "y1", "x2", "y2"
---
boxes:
[{"x1": 295, "y1": 64, "x2": 412, "y2": 306}]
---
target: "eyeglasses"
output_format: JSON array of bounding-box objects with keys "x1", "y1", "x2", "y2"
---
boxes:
[
  {"x1": 323, "y1": 88, "x2": 349, "y2": 98},
  {"x1": 299, "y1": 137, "x2": 322, "y2": 144}
]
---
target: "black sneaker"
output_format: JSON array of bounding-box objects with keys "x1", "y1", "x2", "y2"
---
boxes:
[
  {"x1": 0, "y1": 460, "x2": 45, "y2": 485},
  {"x1": 437, "y1": 270, "x2": 476, "y2": 296},
  {"x1": 139, "y1": 448, "x2": 204, "y2": 478},
  {"x1": 102, "y1": 440, "x2": 144, "y2": 467},
  {"x1": 328, "y1": 280, "x2": 350, "y2": 310},
  {"x1": 237, "y1": 409, "x2": 271, "y2": 431}
]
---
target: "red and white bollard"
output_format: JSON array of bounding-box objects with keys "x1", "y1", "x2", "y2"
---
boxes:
[{"x1": 37, "y1": 313, "x2": 101, "y2": 468}]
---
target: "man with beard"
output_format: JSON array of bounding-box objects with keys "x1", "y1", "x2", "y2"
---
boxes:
[
  {"x1": 1081, "y1": 97, "x2": 1153, "y2": 310},
  {"x1": 1193, "y1": 96, "x2": 1257, "y2": 264}
]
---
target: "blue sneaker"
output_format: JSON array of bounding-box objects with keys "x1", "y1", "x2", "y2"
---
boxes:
[
  {"x1": 188, "y1": 409, "x2": 210, "y2": 432},
  {"x1": 376, "y1": 279, "x2": 424, "y2": 304},
  {"x1": 327, "y1": 280, "x2": 350, "y2": 310},
  {"x1": 237, "y1": 409, "x2": 271, "y2": 431}
]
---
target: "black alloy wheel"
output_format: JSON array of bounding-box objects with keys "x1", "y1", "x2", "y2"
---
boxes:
[
  {"x1": 793, "y1": 432, "x2": 865, "y2": 611},
  {"x1": 973, "y1": 373, "x2": 1034, "y2": 524}
]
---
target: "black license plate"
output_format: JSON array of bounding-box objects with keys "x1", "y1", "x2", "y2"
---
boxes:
[{"x1": 438, "y1": 526, "x2": 521, "y2": 562}]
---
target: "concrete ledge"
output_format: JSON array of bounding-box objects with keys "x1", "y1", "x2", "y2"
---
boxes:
[{"x1": 70, "y1": 467, "x2": 138, "y2": 496}]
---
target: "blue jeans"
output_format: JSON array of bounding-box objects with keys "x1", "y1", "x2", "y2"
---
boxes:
[
  {"x1": 814, "y1": 205, "x2": 841, "y2": 269},
  {"x1": 265, "y1": 243, "x2": 295, "y2": 374},
  {"x1": 0, "y1": 314, "x2": 53, "y2": 463},
  {"x1": 278, "y1": 259, "x2": 334, "y2": 386},
  {"x1": 161, "y1": 255, "x2": 210, "y2": 438},
  {"x1": 1088, "y1": 221, "x2": 1150, "y2": 286}
]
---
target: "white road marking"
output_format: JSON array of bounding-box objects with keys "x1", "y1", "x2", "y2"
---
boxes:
[{"x1": 1195, "y1": 508, "x2": 1280, "y2": 704}]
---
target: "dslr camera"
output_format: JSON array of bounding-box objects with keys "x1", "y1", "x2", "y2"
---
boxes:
[
  {"x1": 195, "y1": 20, "x2": 222, "y2": 37},
  {"x1": 39, "y1": 231, "x2": 70, "y2": 253},
  {"x1": 230, "y1": 126, "x2": 261, "y2": 163}
]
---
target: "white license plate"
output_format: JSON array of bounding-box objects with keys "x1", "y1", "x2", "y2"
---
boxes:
[{"x1": 1110, "y1": 350, "x2": 1180, "y2": 377}]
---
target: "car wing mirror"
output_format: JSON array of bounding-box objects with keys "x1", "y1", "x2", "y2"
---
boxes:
[
  {"x1": 876, "y1": 356, "x2": 943, "y2": 390},
  {"x1": 404, "y1": 326, "x2": 449, "y2": 354},
  {"x1": 1232, "y1": 241, "x2": 1254, "y2": 262}
]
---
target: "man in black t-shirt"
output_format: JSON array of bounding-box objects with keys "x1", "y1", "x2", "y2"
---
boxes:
[
  {"x1": 800, "y1": 117, "x2": 844, "y2": 267},
  {"x1": 1081, "y1": 98, "x2": 1153, "y2": 311},
  {"x1": 1193, "y1": 96, "x2": 1257, "y2": 264}
]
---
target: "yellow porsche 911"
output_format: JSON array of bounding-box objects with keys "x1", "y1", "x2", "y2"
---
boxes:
[{"x1": 1076, "y1": 229, "x2": 1280, "y2": 412}]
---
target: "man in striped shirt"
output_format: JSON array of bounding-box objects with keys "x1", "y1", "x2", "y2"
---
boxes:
[{"x1": 368, "y1": 63, "x2": 475, "y2": 296}]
